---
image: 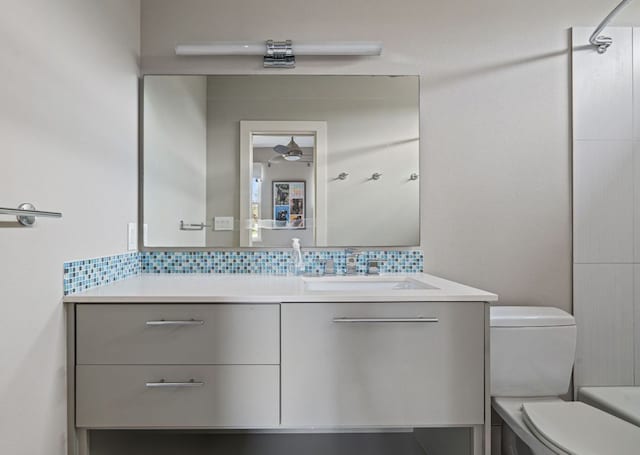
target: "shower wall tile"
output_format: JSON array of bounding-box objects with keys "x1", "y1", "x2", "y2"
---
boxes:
[
  {"x1": 573, "y1": 140, "x2": 633, "y2": 263},
  {"x1": 634, "y1": 29, "x2": 640, "y2": 141},
  {"x1": 635, "y1": 265, "x2": 640, "y2": 385},
  {"x1": 574, "y1": 264, "x2": 634, "y2": 387},
  {"x1": 634, "y1": 142, "x2": 640, "y2": 262},
  {"x1": 572, "y1": 27, "x2": 632, "y2": 141}
]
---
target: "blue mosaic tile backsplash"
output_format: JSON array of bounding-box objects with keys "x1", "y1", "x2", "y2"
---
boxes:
[
  {"x1": 63, "y1": 252, "x2": 140, "y2": 295},
  {"x1": 64, "y1": 249, "x2": 424, "y2": 295},
  {"x1": 141, "y1": 250, "x2": 424, "y2": 275}
]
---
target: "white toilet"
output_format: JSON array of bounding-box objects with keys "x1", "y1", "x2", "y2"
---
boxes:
[{"x1": 490, "y1": 306, "x2": 640, "y2": 455}]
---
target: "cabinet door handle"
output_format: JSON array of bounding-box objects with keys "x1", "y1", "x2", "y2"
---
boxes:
[
  {"x1": 332, "y1": 317, "x2": 439, "y2": 323},
  {"x1": 145, "y1": 379, "x2": 204, "y2": 388},
  {"x1": 145, "y1": 319, "x2": 204, "y2": 326}
]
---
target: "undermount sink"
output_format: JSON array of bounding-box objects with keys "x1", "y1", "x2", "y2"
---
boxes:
[{"x1": 302, "y1": 276, "x2": 438, "y2": 292}]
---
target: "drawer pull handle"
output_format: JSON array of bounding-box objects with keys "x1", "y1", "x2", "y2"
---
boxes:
[
  {"x1": 332, "y1": 317, "x2": 439, "y2": 323},
  {"x1": 145, "y1": 379, "x2": 204, "y2": 388},
  {"x1": 145, "y1": 319, "x2": 204, "y2": 326}
]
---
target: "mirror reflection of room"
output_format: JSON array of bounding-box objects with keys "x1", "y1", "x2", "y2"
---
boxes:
[
  {"x1": 250, "y1": 134, "x2": 315, "y2": 247},
  {"x1": 142, "y1": 75, "x2": 419, "y2": 248}
]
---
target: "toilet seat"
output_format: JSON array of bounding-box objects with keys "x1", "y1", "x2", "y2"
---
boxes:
[
  {"x1": 521, "y1": 401, "x2": 640, "y2": 455},
  {"x1": 579, "y1": 386, "x2": 640, "y2": 427}
]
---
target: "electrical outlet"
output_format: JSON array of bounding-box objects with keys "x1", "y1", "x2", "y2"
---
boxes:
[
  {"x1": 214, "y1": 216, "x2": 234, "y2": 231},
  {"x1": 127, "y1": 223, "x2": 137, "y2": 250}
]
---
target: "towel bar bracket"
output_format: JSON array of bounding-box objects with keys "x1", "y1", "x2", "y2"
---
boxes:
[{"x1": 0, "y1": 203, "x2": 63, "y2": 226}]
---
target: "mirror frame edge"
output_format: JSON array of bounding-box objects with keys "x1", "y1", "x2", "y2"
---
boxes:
[{"x1": 137, "y1": 74, "x2": 422, "y2": 251}]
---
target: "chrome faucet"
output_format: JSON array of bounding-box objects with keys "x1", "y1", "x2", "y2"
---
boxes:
[
  {"x1": 366, "y1": 259, "x2": 384, "y2": 275},
  {"x1": 321, "y1": 259, "x2": 336, "y2": 276},
  {"x1": 345, "y1": 249, "x2": 359, "y2": 275}
]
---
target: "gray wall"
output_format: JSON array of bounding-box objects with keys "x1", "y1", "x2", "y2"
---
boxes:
[
  {"x1": 136, "y1": 0, "x2": 640, "y2": 310},
  {"x1": 0, "y1": 1, "x2": 140, "y2": 454}
]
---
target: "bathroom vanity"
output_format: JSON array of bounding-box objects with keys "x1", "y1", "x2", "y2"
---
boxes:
[{"x1": 64, "y1": 273, "x2": 497, "y2": 455}]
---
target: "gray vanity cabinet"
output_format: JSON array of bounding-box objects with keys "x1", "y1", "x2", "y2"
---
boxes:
[
  {"x1": 281, "y1": 301, "x2": 486, "y2": 427},
  {"x1": 73, "y1": 304, "x2": 280, "y2": 429},
  {"x1": 68, "y1": 300, "x2": 489, "y2": 455}
]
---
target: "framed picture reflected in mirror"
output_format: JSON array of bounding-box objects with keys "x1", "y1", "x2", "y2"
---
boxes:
[{"x1": 273, "y1": 180, "x2": 305, "y2": 229}]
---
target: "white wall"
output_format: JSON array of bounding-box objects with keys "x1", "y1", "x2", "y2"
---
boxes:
[
  {"x1": 0, "y1": 1, "x2": 140, "y2": 454},
  {"x1": 144, "y1": 75, "x2": 207, "y2": 246},
  {"x1": 141, "y1": 0, "x2": 640, "y2": 311}
]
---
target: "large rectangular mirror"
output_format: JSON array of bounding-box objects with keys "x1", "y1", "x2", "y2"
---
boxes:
[{"x1": 142, "y1": 75, "x2": 419, "y2": 248}]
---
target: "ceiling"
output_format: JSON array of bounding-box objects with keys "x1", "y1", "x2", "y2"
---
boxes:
[{"x1": 252, "y1": 135, "x2": 315, "y2": 148}]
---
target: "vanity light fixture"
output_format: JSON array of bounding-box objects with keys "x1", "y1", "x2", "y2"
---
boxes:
[{"x1": 175, "y1": 40, "x2": 383, "y2": 68}]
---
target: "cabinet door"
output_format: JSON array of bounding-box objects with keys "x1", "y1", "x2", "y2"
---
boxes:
[{"x1": 281, "y1": 302, "x2": 485, "y2": 427}]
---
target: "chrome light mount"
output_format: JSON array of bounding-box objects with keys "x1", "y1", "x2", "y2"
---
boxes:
[{"x1": 264, "y1": 40, "x2": 295, "y2": 68}]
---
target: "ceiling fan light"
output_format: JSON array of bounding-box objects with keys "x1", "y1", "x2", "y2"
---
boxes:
[{"x1": 283, "y1": 153, "x2": 301, "y2": 161}]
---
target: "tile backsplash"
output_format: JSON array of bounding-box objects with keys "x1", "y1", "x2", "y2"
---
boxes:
[
  {"x1": 141, "y1": 250, "x2": 424, "y2": 275},
  {"x1": 64, "y1": 249, "x2": 424, "y2": 295},
  {"x1": 63, "y1": 252, "x2": 140, "y2": 295}
]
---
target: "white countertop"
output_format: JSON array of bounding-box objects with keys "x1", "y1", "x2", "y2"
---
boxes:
[{"x1": 63, "y1": 273, "x2": 498, "y2": 303}]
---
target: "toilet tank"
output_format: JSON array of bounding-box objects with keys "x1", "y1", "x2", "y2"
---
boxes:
[{"x1": 490, "y1": 306, "x2": 576, "y2": 397}]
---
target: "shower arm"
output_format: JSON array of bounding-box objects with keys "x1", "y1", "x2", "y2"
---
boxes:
[{"x1": 589, "y1": 0, "x2": 634, "y2": 53}]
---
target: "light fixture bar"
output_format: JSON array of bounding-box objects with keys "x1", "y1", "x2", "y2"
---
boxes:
[
  {"x1": 292, "y1": 42, "x2": 382, "y2": 56},
  {"x1": 265, "y1": 40, "x2": 295, "y2": 68},
  {"x1": 175, "y1": 41, "x2": 266, "y2": 56},
  {"x1": 175, "y1": 40, "x2": 383, "y2": 68}
]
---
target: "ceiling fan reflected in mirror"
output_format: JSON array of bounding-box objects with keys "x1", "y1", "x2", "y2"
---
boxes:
[{"x1": 271, "y1": 136, "x2": 313, "y2": 163}]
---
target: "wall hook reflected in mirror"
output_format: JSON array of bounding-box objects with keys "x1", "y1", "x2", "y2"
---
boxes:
[
  {"x1": 370, "y1": 172, "x2": 383, "y2": 180},
  {"x1": 409, "y1": 173, "x2": 419, "y2": 181}
]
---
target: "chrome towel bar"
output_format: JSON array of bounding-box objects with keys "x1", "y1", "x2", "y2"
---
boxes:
[
  {"x1": 180, "y1": 220, "x2": 212, "y2": 231},
  {"x1": 0, "y1": 203, "x2": 62, "y2": 226}
]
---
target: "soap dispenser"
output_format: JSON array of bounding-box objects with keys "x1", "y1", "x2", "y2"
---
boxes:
[{"x1": 290, "y1": 238, "x2": 305, "y2": 276}]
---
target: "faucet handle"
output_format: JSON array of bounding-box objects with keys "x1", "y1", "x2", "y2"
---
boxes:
[
  {"x1": 367, "y1": 259, "x2": 385, "y2": 275},
  {"x1": 321, "y1": 259, "x2": 336, "y2": 276}
]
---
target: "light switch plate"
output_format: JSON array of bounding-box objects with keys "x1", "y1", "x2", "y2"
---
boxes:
[
  {"x1": 143, "y1": 224, "x2": 148, "y2": 245},
  {"x1": 127, "y1": 223, "x2": 137, "y2": 250},
  {"x1": 214, "y1": 216, "x2": 234, "y2": 231}
]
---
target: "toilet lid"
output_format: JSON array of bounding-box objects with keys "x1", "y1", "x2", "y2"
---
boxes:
[{"x1": 522, "y1": 401, "x2": 640, "y2": 455}]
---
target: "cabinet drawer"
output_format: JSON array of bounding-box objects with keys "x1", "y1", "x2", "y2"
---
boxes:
[
  {"x1": 76, "y1": 304, "x2": 279, "y2": 365},
  {"x1": 76, "y1": 365, "x2": 279, "y2": 428},
  {"x1": 281, "y1": 301, "x2": 486, "y2": 427}
]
